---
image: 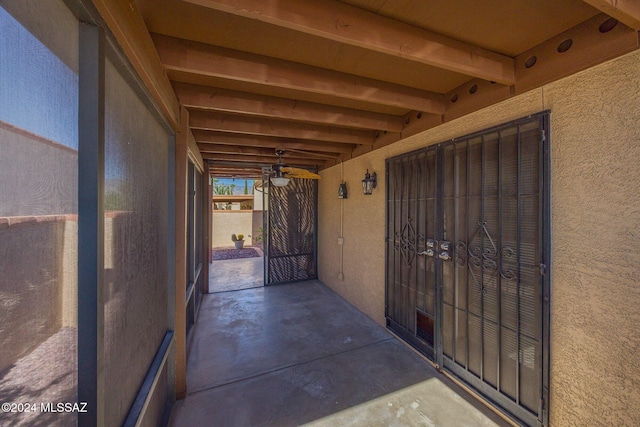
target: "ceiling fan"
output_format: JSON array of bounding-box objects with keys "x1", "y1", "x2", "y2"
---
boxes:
[{"x1": 268, "y1": 149, "x2": 321, "y2": 187}]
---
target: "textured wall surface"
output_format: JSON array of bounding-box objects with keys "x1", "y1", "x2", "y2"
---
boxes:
[
  {"x1": 544, "y1": 51, "x2": 640, "y2": 426},
  {"x1": 0, "y1": 217, "x2": 65, "y2": 372},
  {"x1": 0, "y1": 122, "x2": 77, "y2": 217},
  {"x1": 212, "y1": 211, "x2": 254, "y2": 247},
  {"x1": 318, "y1": 50, "x2": 640, "y2": 426},
  {"x1": 318, "y1": 89, "x2": 543, "y2": 327},
  {"x1": 252, "y1": 211, "x2": 264, "y2": 246}
]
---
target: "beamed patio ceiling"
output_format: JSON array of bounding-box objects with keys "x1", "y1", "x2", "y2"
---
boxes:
[{"x1": 133, "y1": 0, "x2": 640, "y2": 178}]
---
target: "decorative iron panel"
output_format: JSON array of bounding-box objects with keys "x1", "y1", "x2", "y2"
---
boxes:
[
  {"x1": 386, "y1": 148, "x2": 437, "y2": 355},
  {"x1": 385, "y1": 114, "x2": 550, "y2": 427},
  {"x1": 266, "y1": 176, "x2": 317, "y2": 285}
]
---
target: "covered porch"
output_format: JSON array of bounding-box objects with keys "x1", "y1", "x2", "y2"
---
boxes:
[
  {"x1": 1, "y1": 1, "x2": 639, "y2": 426},
  {"x1": 169, "y1": 280, "x2": 510, "y2": 427}
]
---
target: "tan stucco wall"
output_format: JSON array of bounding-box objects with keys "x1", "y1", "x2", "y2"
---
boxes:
[
  {"x1": 212, "y1": 211, "x2": 255, "y2": 247},
  {"x1": 0, "y1": 217, "x2": 65, "y2": 372},
  {"x1": 318, "y1": 49, "x2": 640, "y2": 426}
]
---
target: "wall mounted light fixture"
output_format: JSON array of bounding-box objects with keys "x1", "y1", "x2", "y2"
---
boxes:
[
  {"x1": 338, "y1": 182, "x2": 348, "y2": 199},
  {"x1": 362, "y1": 169, "x2": 377, "y2": 195}
]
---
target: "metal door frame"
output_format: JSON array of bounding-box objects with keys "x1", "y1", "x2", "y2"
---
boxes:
[
  {"x1": 262, "y1": 169, "x2": 269, "y2": 285},
  {"x1": 385, "y1": 112, "x2": 550, "y2": 427},
  {"x1": 385, "y1": 146, "x2": 440, "y2": 360},
  {"x1": 263, "y1": 170, "x2": 319, "y2": 286}
]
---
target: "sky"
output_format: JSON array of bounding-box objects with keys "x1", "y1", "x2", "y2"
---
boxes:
[
  {"x1": 213, "y1": 178, "x2": 260, "y2": 195},
  {"x1": 0, "y1": 7, "x2": 78, "y2": 149}
]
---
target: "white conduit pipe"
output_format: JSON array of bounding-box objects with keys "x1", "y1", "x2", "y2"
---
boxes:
[{"x1": 339, "y1": 160, "x2": 345, "y2": 280}]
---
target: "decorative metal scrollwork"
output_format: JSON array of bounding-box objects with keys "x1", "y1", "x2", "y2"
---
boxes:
[
  {"x1": 454, "y1": 241, "x2": 467, "y2": 266},
  {"x1": 498, "y1": 247, "x2": 516, "y2": 280},
  {"x1": 454, "y1": 221, "x2": 518, "y2": 282},
  {"x1": 394, "y1": 217, "x2": 424, "y2": 266}
]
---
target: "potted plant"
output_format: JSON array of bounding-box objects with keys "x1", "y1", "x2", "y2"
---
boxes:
[{"x1": 231, "y1": 233, "x2": 246, "y2": 249}]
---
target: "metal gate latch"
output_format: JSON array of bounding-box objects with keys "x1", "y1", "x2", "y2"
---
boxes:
[
  {"x1": 439, "y1": 241, "x2": 452, "y2": 261},
  {"x1": 418, "y1": 249, "x2": 435, "y2": 257},
  {"x1": 418, "y1": 239, "x2": 438, "y2": 257},
  {"x1": 438, "y1": 252, "x2": 451, "y2": 261}
]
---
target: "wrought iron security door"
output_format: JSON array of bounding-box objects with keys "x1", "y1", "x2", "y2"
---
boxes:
[
  {"x1": 386, "y1": 147, "x2": 439, "y2": 357},
  {"x1": 386, "y1": 113, "x2": 550, "y2": 427},
  {"x1": 265, "y1": 174, "x2": 318, "y2": 285}
]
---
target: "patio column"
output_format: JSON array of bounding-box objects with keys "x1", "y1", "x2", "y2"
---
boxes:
[
  {"x1": 175, "y1": 106, "x2": 189, "y2": 399},
  {"x1": 78, "y1": 22, "x2": 106, "y2": 427}
]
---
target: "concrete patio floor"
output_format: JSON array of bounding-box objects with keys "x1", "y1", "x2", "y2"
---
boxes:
[
  {"x1": 169, "y1": 280, "x2": 511, "y2": 427},
  {"x1": 209, "y1": 255, "x2": 264, "y2": 293}
]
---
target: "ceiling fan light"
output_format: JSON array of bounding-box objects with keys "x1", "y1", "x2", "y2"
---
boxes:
[{"x1": 270, "y1": 176, "x2": 290, "y2": 187}]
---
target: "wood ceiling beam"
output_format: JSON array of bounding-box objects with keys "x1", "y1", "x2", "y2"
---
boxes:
[
  {"x1": 209, "y1": 167, "x2": 263, "y2": 175},
  {"x1": 209, "y1": 165, "x2": 262, "y2": 171},
  {"x1": 204, "y1": 153, "x2": 323, "y2": 165},
  {"x1": 175, "y1": 83, "x2": 404, "y2": 132},
  {"x1": 208, "y1": 161, "x2": 271, "y2": 170},
  {"x1": 90, "y1": 0, "x2": 180, "y2": 129},
  {"x1": 209, "y1": 166, "x2": 264, "y2": 176},
  {"x1": 209, "y1": 165, "x2": 262, "y2": 174},
  {"x1": 514, "y1": 13, "x2": 639, "y2": 95},
  {"x1": 333, "y1": 13, "x2": 639, "y2": 170},
  {"x1": 210, "y1": 175, "x2": 262, "y2": 179},
  {"x1": 444, "y1": 79, "x2": 512, "y2": 123},
  {"x1": 153, "y1": 34, "x2": 446, "y2": 114},
  {"x1": 202, "y1": 153, "x2": 322, "y2": 166},
  {"x1": 189, "y1": 111, "x2": 374, "y2": 145},
  {"x1": 184, "y1": 0, "x2": 515, "y2": 84},
  {"x1": 198, "y1": 143, "x2": 339, "y2": 159},
  {"x1": 284, "y1": 148, "x2": 341, "y2": 160},
  {"x1": 193, "y1": 130, "x2": 354, "y2": 154},
  {"x1": 582, "y1": 0, "x2": 640, "y2": 30}
]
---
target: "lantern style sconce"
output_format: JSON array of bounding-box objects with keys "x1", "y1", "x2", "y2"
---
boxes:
[
  {"x1": 338, "y1": 182, "x2": 348, "y2": 199},
  {"x1": 362, "y1": 169, "x2": 377, "y2": 195}
]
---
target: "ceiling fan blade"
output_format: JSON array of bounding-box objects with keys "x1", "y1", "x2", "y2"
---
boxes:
[{"x1": 281, "y1": 167, "x2": 321, "y2": 180}]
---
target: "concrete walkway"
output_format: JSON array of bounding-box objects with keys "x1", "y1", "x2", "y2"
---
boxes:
[
  {"x1": 209, "y1": 256, "x2": 263, "y2": 293},
  {"x1": 170, "y1": 281, "x2": 510, "y2": 427}
]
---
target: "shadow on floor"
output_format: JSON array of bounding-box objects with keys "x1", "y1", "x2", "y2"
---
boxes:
[
  {"x1": 170, "y1": 281, "x2": 511, "y2": 427},
  {"x1": 0, "y1": 328, "x2": 77, "y2": 427},
  {"x1": 209, "y1": 254, "x2": 264, "y2": 293}
]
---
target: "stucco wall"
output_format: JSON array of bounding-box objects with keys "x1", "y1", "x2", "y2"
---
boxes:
[
  {"x1": 0, "y1": 216, "x2": 66, "y2": 372},
  {"x1": 318, "y1": 89, "x2": 544, "y2": 327},
  {"x1": 543, "y1": 51, "x2": 640, "y2": 426},
  {"x1": 212, "y1": 211, "x2": 255, "y2": 247},
  {"x1": 0, "y1": 122, "x2": 78, "y2": 217},
  {"x1": 318, "y1": 50, "x2": 640, "y2": 426},
  {"x1": 252, "y1": 210, "x2": 264, "y2": 245}
]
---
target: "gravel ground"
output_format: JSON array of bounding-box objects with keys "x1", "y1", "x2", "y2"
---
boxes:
[
  {"x1": 212, "y1": 247, "x2": 261, "y2": 261},
  {"x1": 0, "y1": 328, "x2": 77, "y2": 427}
]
